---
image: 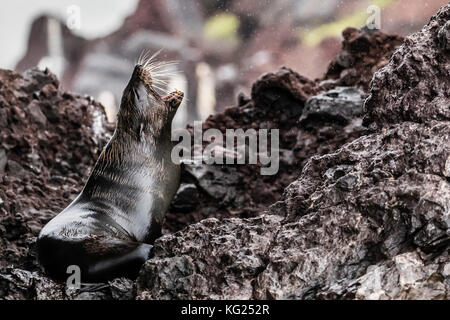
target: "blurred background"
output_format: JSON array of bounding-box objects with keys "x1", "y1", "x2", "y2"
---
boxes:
[{"x1": 0, "y1": 0, "x2": 447, "y2": 128}]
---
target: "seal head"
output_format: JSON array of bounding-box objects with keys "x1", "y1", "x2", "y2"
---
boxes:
[{"x1": 118, "y1": 63, "x2": 183, "y2": 139}]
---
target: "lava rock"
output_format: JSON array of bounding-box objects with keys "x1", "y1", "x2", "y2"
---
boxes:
[
  {"x1": 108, "y1": 278, "x2": 135, "y2": 300},
  {"x1": 438, "y1": 20, "x2": 450, "y2": 51},
  {"x1": 0, "y1": 268, "x2": 64, "y2": 300},
  {"x1": 139, "y1": 120, "x2": 450, "y2": 300},
  {"x1": 324, "y1": 27, "x2": 403, "y2": 90},
  {"x1": 0, "y1": 149, "x2": 7, "y2": 173},
  {"x1": 0, "y1": 67, "x2": 113, "y2": 275},
  {"x1": 2, "y1": 5, "x2": 449, "y2": 301},
  {"x1": 364, "y1": 4, "x2": 450, "y2": 129},
  {"x1": 137, "y1": 215, "x2": 283, "y2": 299},
  {"x1": 136, "y1": 5, "x2": 450, "y2": 300},
  {"x1": 299, "y1": 86, "x2": 365, "y2": 126},
  {"x1": 27, "y1": 101, "x2": 47, "y2": 126}
]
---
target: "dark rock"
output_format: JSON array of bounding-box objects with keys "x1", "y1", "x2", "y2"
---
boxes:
[
  {"x1": 0, "y1": 67, "x2": 113, "y2": 275},
  {"x1": 336, "y1": 50, "x2": 355, "y2": 68},
  {"x1": 72, "y1": 291, "x2": 110, "y2": 300},
  {"x1": 171, "y1": 183, "x2": 199, "y2": 213},
  {"x1": 438, "y1": 20, "x2": 450, "y2": 51},
  {"x1": 137, "y1": 5, "x2": 450, "y2": 300},
  {"x1": 324, "y1": 27, "x2": 404, "y2": 90},
  {"x1": 139, "y1": 120, "x2": 450, "y2": 299},
  {"x1": 0, "y1": 268, "x2": 64, "y2": 300},
  {"x1": 2, "y1": 5, "x2": 449, "y2": 301},
  {"x1": 137, "y1": 215, "x2": 283, "y2": 299},
  {"x1": 6, "y1": 160, "x2": 26, "y2": 178},
  {"x1": 27, "y1": 101, "x2": 47, "y2": 126},
  {"x1": 237, "y1": 92, "x2": 251, "y2": 106},
  {"x1": 0, "y1": 149, "x2": 7, "y2": 173},
  {"x1": 251, "y1": 66, "x2": 316, "y2": 110},
  {"x1": 364, "y1": 4, "x2": 450, "y2": 129},
  {"x1": 279, "y1": 149, "x2": 295, "y2": 166},
  {"x1": 166, "y1": 64, "x2": 367, "y2": 233},
  {"x1": 26, "y1": 152, "x2": 42, "y2": 175}
]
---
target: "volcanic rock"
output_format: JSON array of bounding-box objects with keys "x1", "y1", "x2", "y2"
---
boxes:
[
  {"x1": 1, "y1": 5, "x2": 449, "y2": 300},
  {"x1": 137, "y1": 5, "x2": 450, "y2": 300}
]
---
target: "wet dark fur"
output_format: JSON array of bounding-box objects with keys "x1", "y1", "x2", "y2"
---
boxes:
[{"x1": 37, "y1": 65, "x2": 183, "y2": 282}]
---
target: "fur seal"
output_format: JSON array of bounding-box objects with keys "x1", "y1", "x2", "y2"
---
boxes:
[{"x1": 37, "y1": 54, "x2": 183, "y2": 281}]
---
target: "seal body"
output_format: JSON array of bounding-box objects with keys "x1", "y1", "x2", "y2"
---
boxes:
[{"x1": 37, "y1": 62, "x2": 183, "y2": 281}]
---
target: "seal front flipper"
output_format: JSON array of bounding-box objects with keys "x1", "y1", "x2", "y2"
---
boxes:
[{"x1": 38, "y1": 235, "x2": 152, "y2": 282}]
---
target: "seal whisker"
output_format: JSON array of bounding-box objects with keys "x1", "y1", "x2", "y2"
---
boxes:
[
  {"x1": 143, "y1": 49, "x2": 162, "y2": 69},
  {"x1": 137, "y1": 49, "x2": 147, "y2": 66},
  {"x1": 137, "y1": 52, "x2": 182, "y2": 96}
]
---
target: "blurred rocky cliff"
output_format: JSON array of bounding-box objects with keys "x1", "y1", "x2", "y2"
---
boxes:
[
  {"x1": 13, "y1": 0, "x2": 448, "y2": 127},
  {"x1": 0, "y1": 4, "x2": 449, "y2": 300}
]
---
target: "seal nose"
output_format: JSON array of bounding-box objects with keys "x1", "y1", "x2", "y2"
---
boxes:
[
  {"x1": 175, "y1": 90, "x2": 184, "y2": 99},
  {"x1": 173, "y1": 91, "x2": 183, "y2": 108}
]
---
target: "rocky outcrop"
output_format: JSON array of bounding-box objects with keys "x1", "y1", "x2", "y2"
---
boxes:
[
  {"x1": 364, "y1": 5, "x2": 450, "y2": 129},
  {"x1": 137, "y1": 5, "x2": 450, "y2": 300},
  {"x1": 324, "y1": 27, "x2": 403, "y2": 90},
  {"x1": 299, "y1": 86, "x2": 365, "y2": 126},
  {"x1": 137, "y1": 120, "x2": 449, "y2": 299},
  {"x1": 164, "y1": 26, "x2": 404, "y2": 233},
  {"x1": 165, "y1": 65, "x2": 368, "y2": 233}
]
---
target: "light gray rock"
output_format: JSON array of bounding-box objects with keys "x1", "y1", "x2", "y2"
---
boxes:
[{"x1": 300, "y1": 86, "x2": 365, "y2": 126}]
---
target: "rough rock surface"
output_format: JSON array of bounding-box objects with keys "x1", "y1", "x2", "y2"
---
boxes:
[
  {"x1": 137, "y1": 121, "x2": 449, "y2": 299},
  {"x1": 1, "y1": 5, "x2": 449, "y2": 300},
  {"x1": 0, "y1": 68, "x2": 113, "y2": 275},
  {"x1": 165, "y1": 26, "x2": 404, "y2": 234},
  {"x1": 324, "y1": 27, "x2": 404, "y2": 90},
  {"x1": 165, "y1": 68, "x2": 368, "y2": 232},
  {"x1": 300, "y1": 86, "x2": 365, "y2": 126},
  {"x1": 138, "y1": 5, "x2": 450, "y2": 300}
]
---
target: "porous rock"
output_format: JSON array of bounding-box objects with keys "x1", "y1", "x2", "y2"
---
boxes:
[
  {"x1": 2, "y1": 5, "x2": 449, "y2": 300},
  {"x1": 364, "y1": 4, "x2": 450, "y2": 129}
]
